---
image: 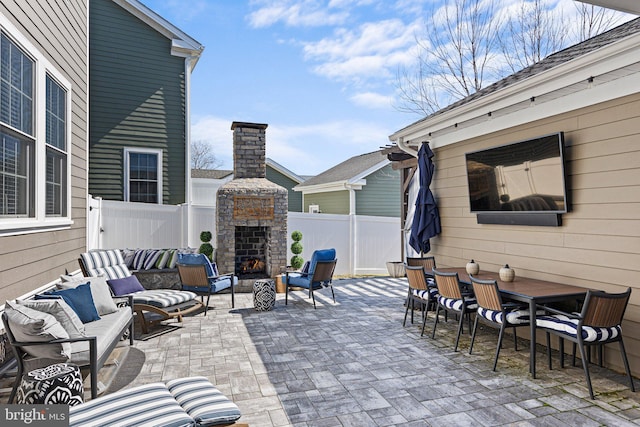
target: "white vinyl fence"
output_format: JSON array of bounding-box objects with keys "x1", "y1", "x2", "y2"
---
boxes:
[{"x1": 87, "y1": 197, "x2": 401, "y2": 276}]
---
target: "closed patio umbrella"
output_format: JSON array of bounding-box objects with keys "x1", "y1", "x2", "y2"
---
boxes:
[{"x1": 409, "y1": 143, "x2": 441, "y2": 254}]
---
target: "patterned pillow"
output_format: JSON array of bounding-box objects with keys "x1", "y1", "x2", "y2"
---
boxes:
[
  {"x1": 132, "y1": 249, "x2": 147, "y2": 270},
  {"x1": 155, "y1": 250, "x2": 170, "y2": 269},
  {"x1": 143, "y1": 250, "x2": 161, "y2": 270},
  {"x1": 20, "y1": 299, "x2": 86, "y2": 338},
  {"x1": 121, "y1": 249, "x2": 136, "y2": 268},
  {"x1": 167, "y1": 249, "x2": 179, "y2": 269}
]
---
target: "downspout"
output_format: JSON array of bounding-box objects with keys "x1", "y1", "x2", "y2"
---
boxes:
[{"x1": 184, "y1": 56, "x2": 193, "y2": 248}]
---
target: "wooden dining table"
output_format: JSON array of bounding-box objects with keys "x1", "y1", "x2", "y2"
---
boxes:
[{"x1": 435, "y1": 267, "x2": 588, "y2": 378}]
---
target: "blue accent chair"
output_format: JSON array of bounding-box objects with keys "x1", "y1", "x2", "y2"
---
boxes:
[
  {"x1": 284, "y1": 248, "x2": 337, "y2": 309},
  {"x1": 177, "y1": 253, "x2": 237, "y2": 313}
]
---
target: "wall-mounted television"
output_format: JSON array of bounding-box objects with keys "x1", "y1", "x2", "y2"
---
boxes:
[{"x1": 465, "y1": 132, "x2": 569, "y2": 224}]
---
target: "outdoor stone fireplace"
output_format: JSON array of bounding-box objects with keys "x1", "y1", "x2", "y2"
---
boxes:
[{"x1": 216, "y1": 122, "x2": 288, "y2": 291}]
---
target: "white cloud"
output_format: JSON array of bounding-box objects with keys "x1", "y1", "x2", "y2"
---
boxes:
[
  {"x1": 247, "y1": 0, "x2": 349, "y2": 28},
  {"x1": 349, "y1": 92, "x2": 393, "y2": 109},
  {"x1": 192, "y1": 114, "x2": 391, "y2": 175}
]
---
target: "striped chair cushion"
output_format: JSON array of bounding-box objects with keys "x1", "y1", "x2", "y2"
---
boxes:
[
  {"x1": 411, "y1": 287, "x2": 439, "y2": 301},
  {"x1": 81, "y1": 250, "x2": 132, "y2": 280},
  {"x1": 131, "y1": 290, "x2": 198, "y2": 309},
  {"x1": 166, "y1": 376, "x2": 242, "y2": 426},
  {"x1": 477, "y1": 307, "x2": 540, "y2": 325},
  {"x1": 438, "y1": 296, "x2": 478, "y2": 312},
  {"x1": 69, "y1": 382, "x2": 194, "y2": 427},
  {"x1": 536, "y1": 314, "x2": 622, "y2": 342}
]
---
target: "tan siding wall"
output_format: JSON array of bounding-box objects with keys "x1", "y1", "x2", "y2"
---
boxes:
[
  {"x1": 0, "y1": 1, "x2": 88, "y2": 302},
  {"x1": 428, "y1": 93, "x2": 640, "y2": 376}
]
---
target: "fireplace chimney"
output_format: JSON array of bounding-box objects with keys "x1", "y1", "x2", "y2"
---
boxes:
[{"x1": 232, "y1": 122, "x2": 268, "y2": 179}]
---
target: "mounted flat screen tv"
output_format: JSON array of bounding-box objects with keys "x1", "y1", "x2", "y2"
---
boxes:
[{"x1": 465, "y1": 132, "x2": 569, "y2": 215}]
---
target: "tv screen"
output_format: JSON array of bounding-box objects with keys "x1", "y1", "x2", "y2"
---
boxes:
[{"x1": 465, "y1": 133, "x2": 568, "y2": 213}]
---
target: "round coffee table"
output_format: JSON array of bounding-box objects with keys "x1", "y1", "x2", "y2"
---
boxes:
[
  {"x1": 17, "y1": 363, "x2": 84, "y2": 406},
  {"x1": 253, "y1": 279, "x2": 276, "y2": 311}
]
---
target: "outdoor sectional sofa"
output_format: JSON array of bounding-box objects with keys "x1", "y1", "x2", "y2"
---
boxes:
[{"x1": 1, "y1": 275, "x2": 134, "y2": 402}]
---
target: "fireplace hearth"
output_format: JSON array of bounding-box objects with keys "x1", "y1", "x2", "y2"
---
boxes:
[{"x1": 216, "y1": 122, "x2": 288, "y2": 291}]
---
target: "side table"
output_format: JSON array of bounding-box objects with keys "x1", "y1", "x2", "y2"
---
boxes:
[
  {"x1": 253, "y1": 279, "x2": 276, "y2": 311},
  {"x1": 17, "y1": 363, "x2": 84, "y2": 406}
]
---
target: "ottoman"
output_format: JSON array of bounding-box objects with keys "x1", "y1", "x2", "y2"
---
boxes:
[
  {"x1": 17, "y1": 363, "x2": 84, "y2": 406},
  {"x1": 253, "y1": 279, "x2": 276, "y2": 311}
]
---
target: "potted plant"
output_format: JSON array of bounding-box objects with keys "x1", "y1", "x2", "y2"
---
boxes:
[
  {"x1": 290, "y1": 230, "x2": 304, "y2": 270},
  {"x1": 198, "y1": 231, "x2": 214, "y2": 261}
]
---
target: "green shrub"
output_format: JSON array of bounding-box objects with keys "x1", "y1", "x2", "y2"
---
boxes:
[
  {"x1": 199, "y1": 230, "x2": 214, "y2": 261},
  {"x1": 290, "y1": 241, "x2": 303, "y2": 255},
  {"x1": 290, "y1": 255, "x2": 304, "y2": 270}
]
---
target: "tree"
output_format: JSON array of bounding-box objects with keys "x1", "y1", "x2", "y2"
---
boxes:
[
  {"x1": 395, "y1": 0, "x2": 626, "y2": 116},
  {"x1": 191, "y1": 139, "x2": 222, "y2": 170},
  {"x1": 395, "y1": 0, "x2": 502, "y2": 116},
  {"x1": 498, "y1": 0, "x2": 566, "y2": 74}
]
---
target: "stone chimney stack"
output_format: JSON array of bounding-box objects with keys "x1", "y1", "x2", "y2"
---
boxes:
[{"x1": 231, "y1": 122, "x2": 268, "y2": 179}]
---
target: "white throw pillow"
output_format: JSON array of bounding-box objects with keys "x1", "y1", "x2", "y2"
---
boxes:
[
  {"x1": 58, "y1": 275, "x2": 119, "y2": 315},
  {"x1": 20, "y1": 299, "x2": 85, "y2": 338},
  {"x1": 4, "y1": 300, "x2": 71, "y2": 360}
]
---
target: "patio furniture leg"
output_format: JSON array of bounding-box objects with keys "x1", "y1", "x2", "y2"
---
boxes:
[
  {"x1": 546, "y1": 332, "x2": 552, "y2": 370},
  {"x1": 494, "y1": 323, "x2": 507, "y2": 371},
  {"x1": 402, "y1": 292, "x2": 411, "y2": 327},
  {"x1": 619, "y1": 339, "x2": 636, "y2": 392},
  {"x1": 469, "y1": 314, "x2": 479, "y2": 355},
  {"x1": 420, "y1": 304, "x2": 429, "y2": 336},
  {"x1": 576, "y1": 338, "x2": 594, "y2": 399},
  {"x1": 431, "y1": 305, "x2": 441, "y2": 339},
  {"x1": 454, "y1": 310, "x2": 465, "y2": 352},
  {"x1": 559, "y1": 338, "x2": 565, "y2": 368},
  {"x1": 513, "y1": 327, "x2": 518, "y2": 351}
]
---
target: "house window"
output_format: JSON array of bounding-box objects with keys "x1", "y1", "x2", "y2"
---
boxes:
[
  {"x1": 124, "y1": 148, "x2": 162, "y2": 203},
  {"x1": 46, "y1": 75, "x2": 67, "y2": 216},
  {"x1": 0, "y1": 24, "x2": 72, "y2": 233}
]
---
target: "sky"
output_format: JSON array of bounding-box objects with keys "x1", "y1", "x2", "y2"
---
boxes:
[{"x1": 139, "y1": 0, "x2": 631, "y2": 176}]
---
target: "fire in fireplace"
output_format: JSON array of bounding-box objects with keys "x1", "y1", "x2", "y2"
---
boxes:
[{"x1": 238, "y1": 257, "x2": 266, "y2": 275}]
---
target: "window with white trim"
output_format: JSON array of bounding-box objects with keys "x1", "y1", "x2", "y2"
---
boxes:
[
  {"x1": 0, "y1": 22, "x2": 72, "y2": 233},
  {"x1": 124, "y1": 148, "x2": 162, "y2": 204}
]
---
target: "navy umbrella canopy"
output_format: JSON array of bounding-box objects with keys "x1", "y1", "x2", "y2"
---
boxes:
[{"x1": 409, "y1": 143, "x2": 441, "y2": 254}]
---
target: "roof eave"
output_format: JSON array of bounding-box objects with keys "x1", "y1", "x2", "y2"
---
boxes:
[{"x1": 389, "y1": 30, "x2": 640, "y2": 152}]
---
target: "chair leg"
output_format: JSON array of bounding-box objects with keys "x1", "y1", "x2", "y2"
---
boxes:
[
  {"x1": 311, "y1": 288, "x2": 316, "y2": 309},
  {"x1": 546, "y1": 332, "x2": 552, "y2": 370},
  {"x1": 559, "y1": 338, "x2": 565, "y2": 368},
  {"x1": 512, "y1": 327, "x2": 518, "y2": 351},
  {"x1": 431, "y1": 305, "x2": 441, "y2": 339},
  {"x1": 285, "y1": 283, "x2": 289, "y2": 305},
  {"x1": 576, "y1": 339, "x2": 595, "y2": 399},
  {"x1": 403, "y1": 294, "x2": 411, "y2": 327},
  {"x1": 330, "y1": 285, "x2": 335, "y2": 303},
  {"x1": 469, "y1": 314, "x2": 479, "y2": 354},
  {"x1": 410, "y1": 297, "x2": 415, "y2": 324},
  {"x1": 618, "y1": 339, "x2": 636, "y2": 392},
  {"x1": 454, "y1": 310, "x2": 465, "y2": 352},
  {"x1": 231, "y1": 280, "x2": 235, "y2": 308},
  {"x1": 8, "y1": 365, "x2": 22, "y2": 403},
  {"x1": 494, "y1": 323, "x2": 507, "y2": 371},
  {"x1": 420, "y1": 300, "x2": 429, "y2": 337}
]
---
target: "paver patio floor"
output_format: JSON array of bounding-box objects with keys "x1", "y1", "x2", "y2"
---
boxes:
[{"x1": 14, "y1": 276, "x2": 640, "y2": 426}]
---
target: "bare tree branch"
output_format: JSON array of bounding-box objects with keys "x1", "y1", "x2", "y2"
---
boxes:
[{"x1": 191, "y1": 139, "x2": 223, "y2": 170}]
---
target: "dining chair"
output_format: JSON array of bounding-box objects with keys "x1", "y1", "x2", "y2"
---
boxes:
[
  {"x1": 536, "y1": 287, "x2": 635, "y2": 399},
  {"x1": 403, "y1": 265, "x2": 438, "y2": 336},
  {"x1": 469, "y1": 276, "x2": 534, "y2": 371},
  {"x1": 406, "y1": 256, "x2": 437, "y2": 278},
  {"x1": 431, "y1": 269, "x2": 477, "y2": 351}
]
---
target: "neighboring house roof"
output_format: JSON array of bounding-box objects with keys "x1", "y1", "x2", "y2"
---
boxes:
[
  {"x1": 113, "y1": 0, "x2": 204, "y2": 67},
  {"x1": 295, "y1": 150, "x2": 388, "y2": 192},
  {"x1": 266, "y1": 158, "x2": 305, "y2": 184},
  {"x1": 390, "y1": 17, "x2": 640, "y2": 152},
  {"x1": 191, "y1": 169, "x2": 233, "y2": 179}
]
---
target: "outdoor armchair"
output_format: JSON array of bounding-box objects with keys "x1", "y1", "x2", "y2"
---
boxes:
[
  {"x1": 536, "y1": 287, "x2": 635, "y2": 399},
  {"x1": 284, "y1": 248, "x2": 337, "y2": 309},
  {"x1": 403, "y1": 265, "x2": 438, "y2": 336},
  {"x1": 469, "y1": 276, "x2": 537, "y2": 371},
  {"x1": 406, "y1": 256, "x2": 437, "y2": 278},
  {"x1": 432, "y1": 268, "x2": 477, "y2": 351},
  {"x1": 177, "y1": 253, "x2": 237, "y2": 314}
]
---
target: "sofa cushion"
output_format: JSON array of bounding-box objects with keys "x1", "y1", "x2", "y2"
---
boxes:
[
  {"x1": 37, "y1": 283, "x2": 101, "y2": 324},
  {"x1": 59, "y1": 275, "x2": 119, "y2": 316},
  {"x1": 108, "y1": 275, "x2": 146, "y2": 296},
  {"x1": 20, "y1": 299, "x2": 85, "y2": 338},
  {"x1": 68, "y1": 382, "x2": 193, "y2": 427},
  {"x1": 69, "y1": 307, "x2": 132, "y2": 365},
  {"x1": 155, "y1": 250, "x2": 170, "y2": 269},
  {"x1": 4, "y1": 300, "x2": 71, "y2": 360},
  {"x1": 167, "y1": 250, "x2": 179, "y2": 269},
  {"x1": 166, "y1": 376, "x2": 242, "y2": 426},
  {"x1": 81, "y1": 250, "x2": 131, "y2": 279},
  {"x1": 143, "y1": 250, "x2": 162, "y2": 270},
  {"x1": 132, "y1": 249, "x2": 148, "y2": 271},
  {"x1": 182, "y1": 276, "x2": 236, "y2": 294},
  {"x1": 131, "y1": 290, "x2": 197, "y2": 309}
]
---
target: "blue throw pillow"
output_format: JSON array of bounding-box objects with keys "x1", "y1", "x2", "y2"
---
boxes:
[
  {"x1": 107, "y1": 275, "x2": 145, "y2": 296},
  {"x1": 37, "y1": 283, "x2": 100, "y2": 323}
]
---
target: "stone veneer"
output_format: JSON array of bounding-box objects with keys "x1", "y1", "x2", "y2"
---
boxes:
[{"x1": 216, "y1": 122, "x2": 288, "y2": 292}]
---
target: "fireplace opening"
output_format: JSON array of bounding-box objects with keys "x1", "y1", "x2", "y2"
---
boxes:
[{"x1": 235, "y1": 226, "x2": 270, "y2": 279}]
